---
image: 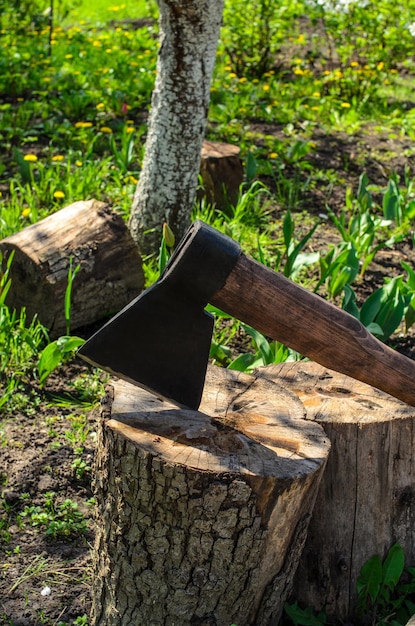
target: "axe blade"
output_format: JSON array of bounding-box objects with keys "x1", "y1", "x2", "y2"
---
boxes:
[
  {"x1": 78, "y1": 282, "x2": 214, "y2": 410},
  {"x1": 78, "y1": 220, "x2": 241, "y2": 409}
]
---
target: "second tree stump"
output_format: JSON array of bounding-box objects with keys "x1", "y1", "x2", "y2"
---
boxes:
[
  {"x1": 261, "y1": 362, "x2": 415, "y2": 620},
  {"x1": 0, "y1": 200, "x2": 144, "y2": 336},
  {"x1": 91, "y1": 366, "x2": 330, "y2": 626}
]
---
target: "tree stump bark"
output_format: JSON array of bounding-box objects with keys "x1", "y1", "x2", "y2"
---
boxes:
[
  {"x1": 91, "y1": 365, "x2": 330, "y2": 626},
  {"x1": 260, "y1": 362, "x2": 415, "y2": 621},
  {"x1": 0, "y1": 200, "x2": 144, "y2": 337},
  {"x1": 198, "y1": 141, "x2": 244, "y2": 210}
]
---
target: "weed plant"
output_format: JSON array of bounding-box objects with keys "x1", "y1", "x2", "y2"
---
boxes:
[
  {"x1": 2, "y1": 1, "x2": 415, "y2": 623},
  {"x1": 284, "y1": 543, "x2": 415, "y2": 626},
  {"x1": 1, "y1": 0, "x2": 415, "y2": 384}
]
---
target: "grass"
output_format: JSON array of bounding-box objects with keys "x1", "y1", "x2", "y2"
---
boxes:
[
  {"x1": 1, "y1": 0, "x2": 415, "y2": 399},
  {"x1": 66, "y1": 0, "x2": 155, "y2": 25},
  {"x1": 1, "y1": 0, "x2": 415, "y2": 622}
]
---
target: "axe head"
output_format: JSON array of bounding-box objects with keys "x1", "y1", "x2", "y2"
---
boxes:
[{"x1": 78, "y1": 221, "x2": 240, "y2": 409}]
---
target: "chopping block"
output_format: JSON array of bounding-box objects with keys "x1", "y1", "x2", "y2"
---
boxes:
[{"x1": 91, "y1": 365, "x2": 330, "y2": 626}]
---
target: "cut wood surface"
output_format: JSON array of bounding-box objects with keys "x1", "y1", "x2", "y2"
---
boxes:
[
  {"x1": 91, "y1": 365, "x2": 330, "y2": 626},
  {"x1": 0, "y1": 200, "x2": 144, "y2": 336},
  {"x1": 260, "y1": 361, "x2": 415, "y2": 620}
]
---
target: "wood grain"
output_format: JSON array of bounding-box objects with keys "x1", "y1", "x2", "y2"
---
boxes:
[
  {"x1": 261, "y1": 362, "x2": 415, "y2": 620},
  {"x1": 91, "y1": 365, "x2": 330, "y2": 626},
  {"x1": 0, "y1": 200, "x2": 143, "y2": 336},
  {"x1": 212, "y1": 253, "x2": 415, "y2": 406}
]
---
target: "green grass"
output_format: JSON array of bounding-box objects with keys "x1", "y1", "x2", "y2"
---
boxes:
[
  {"x1": 1, "y1": 0, "x2": 415, "y2": 393},
  {"x1": 64, "y1": 0, "x2": 154, "y2": 26},
  {"x1": 2, "y1": 2, "x2": 415, "y2": 624}
]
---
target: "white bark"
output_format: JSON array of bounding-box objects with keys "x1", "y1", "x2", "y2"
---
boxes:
[{"x1": 129, "y1": 0, "x2": 224, "y2": 256}]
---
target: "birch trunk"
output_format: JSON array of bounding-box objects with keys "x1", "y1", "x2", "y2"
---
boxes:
[{"x1": 129, "y1": 0, "x2": 224, "y2": 256}]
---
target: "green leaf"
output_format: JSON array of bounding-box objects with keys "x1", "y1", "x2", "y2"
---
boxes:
[
  {"x1": 283, "y1": 209, "x2": 294, "y2": 253},
  {"x1": 357, "y1": 554, "x2": 383, "y2": 605},
  {"x1": 382, "y1": 543, "x2": 404, "y2": 591},
  {"x1": 38, "y1": 336, "x2": 84, "y2": 384},
  {"x1": 402, "y1": 261, "x2": 415, "y2": 291},
  {"x1": 284, "y1": 602, "x2": 327, "y2": 626},
  {"x1": 241, "y1": 323, "x2": 274, "y2": 364},
  {"x1": 245, "y1": 150, "x2": 257, "y2": 182},
  {"x1": 360, "y1": 289, "x2": 383, "y2": 327},
  {"x1": 342, "y1": 285, "x2": 360, "y2": 319},
  {"x1": 383, "y1": 179, "x2": 401, "y2": 224},
  {"x1": 228, "y1": 353, "x2": 256, "y2": 372},
  {"x1": 284, "y1": 222, "x2": 320, "y2": 278},
  {"x1": 374, "y1": 277, "x2": 407, "y2": 340}
]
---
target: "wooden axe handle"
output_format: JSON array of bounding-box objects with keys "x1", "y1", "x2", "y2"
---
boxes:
[{"x1": 212, "y1": 253, "x2": 415, "y2": 406}]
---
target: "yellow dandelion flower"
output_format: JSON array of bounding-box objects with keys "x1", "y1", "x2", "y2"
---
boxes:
[
  {"x1": 52, "y1": 155, "x2": 64, "y2": 161},
  {"x1": 312, "y1": 91, "x2": 321, "y2": 97},
  {"x1": 350, "y1": 61, "x2": 359, "y2": 67},
  {"x1": 21, "y1": 208, "x2": 31, "y2": 218},
  {"x1": 294, "y1": 68, "x2": 305, "y2": 75},
  {"x1": 125, "y1": 126, "x2": 135, "y2": 133},
  {"x1": 100, "y1": 126, "x2": 112, "y2": 133},
  {"x1": 53, "y1": 190, "x2": 65, "y2": 199},
  {"x1": 125, "y1": 175, "x2": 138, "y2": 184},
  {"x1": 377, "y1": 61, "x2": 385, "y2": 71},
  {"x1": 269, "y1": 152, "x2": 278, "y2": 159},
  {"x1": 96, "y1": 102, "x2": 105, "y2": 110},
  {"x1": 229, "y1": 72, "x2": 237, "y2": 78},
  {"x1": 24, "y1": 154, "x2": 38, "y2": 162},
  {"x1": 296, "y1": 33, "x2": 306, "y2": 44},
  {"x1": 74, "y1": 121, "x2": 93, "y2": 129},
  {"x1": 239, "y1": 77, "x2": 247, "y2": 83},
  {"x1": 341, "y1": 102, "x2": 351, "y2": 108},
  {"x1": 65, "y1": 54, "x2": 73, "y2": 59},
  {"x1": 263, "y1": 84, "x2": 270, "y2": 91},
  {"x1": 75, "y1": 160, "x2": 83, "y2": 167}
]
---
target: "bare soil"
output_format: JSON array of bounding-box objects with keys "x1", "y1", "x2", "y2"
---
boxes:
[{"x1": 2, "y1": 124, "x2": 415, "y2": 625}]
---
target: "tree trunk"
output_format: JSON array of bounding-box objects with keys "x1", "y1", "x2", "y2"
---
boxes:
[
  {"x1": 0, "y1": 200, "x2": 144, "y2": 337},
  {"x1": 198, "y1": 141, "x2": 244, "y2": 209},
  {"x1": 91, "y1": 365, "x2": 330, "y2": 625},
  {"x1": 260, "y1": 362, "x2": 415, "y2": 621},
  {"x1": 128, "y1": 0, "x2": 224, "y2": 256}
]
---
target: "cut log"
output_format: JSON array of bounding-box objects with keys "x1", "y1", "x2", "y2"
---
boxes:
[
  {"x1": 91, "y1": 365, "x2": 330, "y2": 626},
  {"x1": 198, "y1": 140, "x2": 244, "y2": 209},
  {"x1": 0, "y1": 200, "x2": 144, "y2": 337},
  {"x1": 260, "y1": 362, "x2": 415, "y2": 621}
]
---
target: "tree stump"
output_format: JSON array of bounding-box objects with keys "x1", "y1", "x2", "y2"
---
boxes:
[
  {"x1": 260, "y1": 362, "x2": 415, "y2": 621},
  {"x1": 91, "y1": 365, "x2": 330, "y2": 626},
  {"x1": 198, "y1": 141, "x2": 244, "y2": 209},
  {"x1": 0, "y1": 200, "x2": 144, "y2": 337}
]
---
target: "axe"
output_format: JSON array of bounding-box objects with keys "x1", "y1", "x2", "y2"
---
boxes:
[{"x1": 78, "y1": 220, "x2": 415, "y2": 409}]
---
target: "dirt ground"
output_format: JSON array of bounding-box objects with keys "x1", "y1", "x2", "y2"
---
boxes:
[{"x1": 1, "y1": 125, "x2": 415, "y2": 625}]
